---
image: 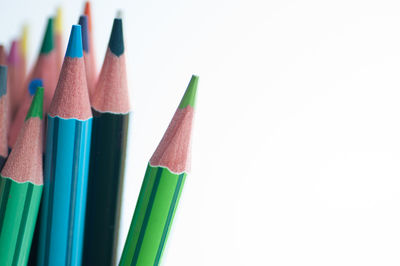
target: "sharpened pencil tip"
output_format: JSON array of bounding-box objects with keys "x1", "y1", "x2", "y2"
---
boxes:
[
  {"x1": 0, "y1": 65, "x2": 7, "y2": 97},
  {"x1": 26, "y1": 86, "x2": 44, "y2": 120},
  {"x1": 109, "y1": 18, "x2": 124, "y2": 56},
  {"x1": 65, "y1": 25, "x2": 83, "y2": 58},
  {"x1": 78, "y1": 15, "x2": 89, "y2": 53},
  {"x1": 179, "y1": 75, "x2": 199, "y2": 109},
  {"x1": 40, "y1": 18, "x2": 54, "y2": 54},
  {"x1": 28, "y1": 79, "x2": 43, "y2": 96}
]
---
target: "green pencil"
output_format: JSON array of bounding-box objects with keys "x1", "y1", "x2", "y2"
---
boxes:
[
  {"x1": 0, "y1": 87, "x2": 44, "y2": 266},
  {"x1": 119, "y1": 75, "x2": 199, "y2": 266}
]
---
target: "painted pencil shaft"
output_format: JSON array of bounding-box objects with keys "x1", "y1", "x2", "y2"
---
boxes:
[
  {"x1": 38, "y1": 116, "x2": 92, "y2": 266},
  {"x1": 83, "y1": 111, "x2": 129, "y2": 265},
  {"x1": 119, "y1": 165, "x2": 186, "y2": 266},
  {"x1": 0, "y1": 179, "x2": 43, "y2": 266}
]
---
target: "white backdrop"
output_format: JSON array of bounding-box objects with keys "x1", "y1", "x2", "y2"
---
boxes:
[{"x1": 2, "y1": 0, "x2": 400, "y2": 265}]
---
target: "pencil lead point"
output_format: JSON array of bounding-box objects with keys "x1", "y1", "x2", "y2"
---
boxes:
[
  {"x1": 65, "y1": 25, "x2": 83, "y2": 58},
  {"x1": 0, "y1": 65, "x2": 7, "y2": 97},
  {"x1": 78, "y1": 15, "x2": 89, "y2": 53},
  {"x1": 179, "y1": 75, "x2": 199, "y2": 109},
  {"x1": 109, "y1": 18, "x2": 124, "y2": 56},
  {"x1": 40, "y1": 18, "x2": 54, "y2": 54},
  {"x1": 28, "y1": 79, "x2": 43, "y2": 96},
  {"x1": 26, "y1": 86, "x2": 44, "y2": 120}
]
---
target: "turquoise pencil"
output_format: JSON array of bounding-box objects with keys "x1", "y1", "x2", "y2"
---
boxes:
[{"x1": 37, "y1": 25, "x2": 92, "y2": 266}]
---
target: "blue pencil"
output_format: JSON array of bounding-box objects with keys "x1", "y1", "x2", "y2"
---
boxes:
[{"x1": 37, "y1": 25, "x2": 93, "y2": 266}]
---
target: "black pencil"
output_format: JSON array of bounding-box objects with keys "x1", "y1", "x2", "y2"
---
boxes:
[{"x1": 82, "y1": 17, "x2": 130, "y2": 266}]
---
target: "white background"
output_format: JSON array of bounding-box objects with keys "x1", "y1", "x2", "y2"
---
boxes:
[{"x1": 2, "y1": 0, "x2": 400, "y2": 265}]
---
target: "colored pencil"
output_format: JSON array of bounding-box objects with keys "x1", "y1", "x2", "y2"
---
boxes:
[
  {"x1": 55, "y1": 7, "x2": 64, "y2": 72},
  {"x1": 8, "y1": 79, "x2": 43, "y2": 148},
  {"x1": 119, "y1": 75, "x2": 199, "y2": 266},
  {"x1": 82, "y1": 18, "x2": 130, "y2": 266},
  {"x1": 0, "y1": 86, "x2": 44, "y2": 266},
  {"x1": 84, "y1": 1, "x2": 98, "y2": 98},
  {"x1": 28, "y1": 18, "x2": 58, "y2": 113},
  {"x1": 78, "y1": 15, "x2": 96, "y2": 96},
  {"x1": 0, "y1": 65, "x2": 8, "y2": 170},
  {"x1": 37, "y1": 25, "x2": 92, "y2": 266},
  {"x1": 7, "y1": 40, "x2": 22, "y2": 118}
]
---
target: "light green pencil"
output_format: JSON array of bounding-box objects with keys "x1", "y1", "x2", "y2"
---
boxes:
[{"x1": 120, "y1": 75, "x2": 199, "y2": 266}]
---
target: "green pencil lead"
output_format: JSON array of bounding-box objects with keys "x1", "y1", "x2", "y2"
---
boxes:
[
  {"x1": 26, "y1": 87, "x2": 44, "y2": 120},
  {"x1": 40, "y1": 18, "x2": 54, "y2": 54},
  {"x1": 179, "y1": 75, "x2": 199, "y2": 109}
]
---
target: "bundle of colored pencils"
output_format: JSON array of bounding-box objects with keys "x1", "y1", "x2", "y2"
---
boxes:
[{"x1": 0, "y1": 2, "x2": 198, "y2": 266}]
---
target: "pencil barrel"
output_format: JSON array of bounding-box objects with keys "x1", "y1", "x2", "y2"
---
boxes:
[
  {"x1": 82, "y1": 110, "x2": 129, "y2": 265},
  {"x1": 0, "y1": 176, "x2": 43, "y2": 266},
  {"x1": 38, "y1": 116, "x2": 92, "y2": 266},
  {"x1": 120, "y1": 165, "x2": 186, "y2": 266}
]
